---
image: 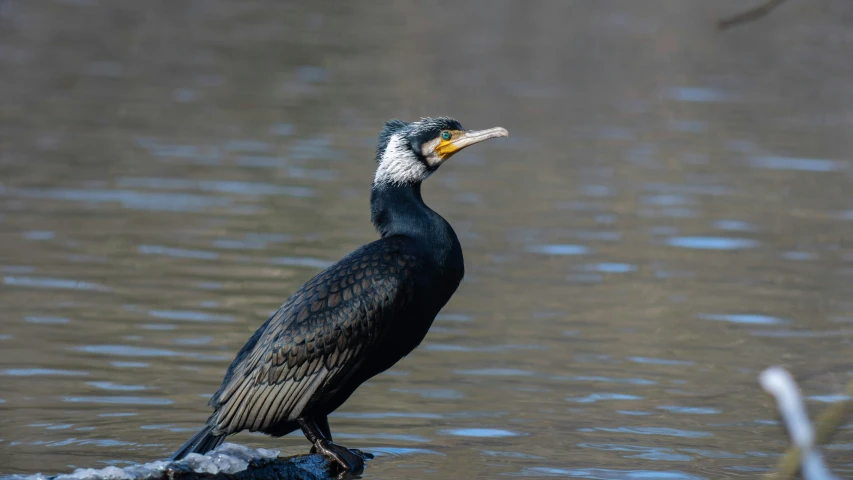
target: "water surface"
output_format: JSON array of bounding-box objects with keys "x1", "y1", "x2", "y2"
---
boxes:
[{"x1": 1, "y1": 1, "x2": 853, "y2": 479}]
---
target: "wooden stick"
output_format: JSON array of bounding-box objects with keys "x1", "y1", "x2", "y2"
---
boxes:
[
  {"x1": 763, "y1": 379, "x2": 853, "y2": 479},
  {"x1": 717, "y1": 0, "x2": 790, "y2": 30}
]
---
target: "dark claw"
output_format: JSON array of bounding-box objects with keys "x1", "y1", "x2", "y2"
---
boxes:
[{"x1": 314, "y1": 439, "x2": 366, "y2": 474}]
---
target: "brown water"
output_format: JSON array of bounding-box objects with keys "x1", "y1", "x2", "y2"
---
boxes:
[{"x1": 2, "y1": 1, "x2": 853, "y2": 478}]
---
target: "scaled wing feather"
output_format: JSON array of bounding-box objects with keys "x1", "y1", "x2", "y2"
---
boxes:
[{"x1": 208, "y1": 238, "x2": 417, "y2": 435}]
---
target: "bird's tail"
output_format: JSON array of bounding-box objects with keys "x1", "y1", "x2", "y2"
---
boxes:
[{"x1": 169, "y1": 423, "x2": 226, "y2": 461}]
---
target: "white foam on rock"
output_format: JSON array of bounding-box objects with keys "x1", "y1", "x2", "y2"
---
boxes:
[
  {"x1": 175, "y1": 443, "x2": 280, "y2": 476},
  {"x1": 3, "y1": 443, "x2": 280, "y2": 480}
]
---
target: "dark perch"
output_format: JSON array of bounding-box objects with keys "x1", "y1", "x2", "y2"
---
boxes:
[
  {"x1": 159, "y1": 453, "x2": 371, "y2": 480},
  {"x1": 40, "y1": 443, "x2": 373, "y2": 480}
]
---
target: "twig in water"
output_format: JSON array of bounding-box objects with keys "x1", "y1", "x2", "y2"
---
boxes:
[
  {"x1": 760, "y1": 367, "x2": 847, "y2": 480},
  {"x1": 717, "y1": 0, "x2": 790, "y2": 30},
  {"x1": 765, "y1": 373, "x2": 853, "y2": 480}
]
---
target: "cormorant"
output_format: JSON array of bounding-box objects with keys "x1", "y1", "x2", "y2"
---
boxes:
[{"x1": 169, "y1": 117, "x2": 508, "y2": 473}]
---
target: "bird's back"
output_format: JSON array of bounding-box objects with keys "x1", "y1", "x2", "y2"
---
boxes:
[{"x1": 204, "y1": 236, "x2": 422, "y2": 436}]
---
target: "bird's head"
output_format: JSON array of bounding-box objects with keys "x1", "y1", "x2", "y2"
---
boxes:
[{"x1": 373, "y1": 117, "x2": 508, "y2": 187}]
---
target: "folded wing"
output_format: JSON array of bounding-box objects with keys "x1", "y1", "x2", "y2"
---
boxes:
[{"x1": 207, "y1": 238, "x2": 418, "y2": 435}]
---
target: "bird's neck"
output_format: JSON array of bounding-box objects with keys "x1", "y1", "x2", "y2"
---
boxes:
[{"x1": 370, "y1": 182, "x2": 461, "y2": 263}]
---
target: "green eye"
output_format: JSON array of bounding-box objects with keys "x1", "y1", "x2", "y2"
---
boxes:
[{"x1": 441, "y1": 131, "x2": 452, "y2": 141}]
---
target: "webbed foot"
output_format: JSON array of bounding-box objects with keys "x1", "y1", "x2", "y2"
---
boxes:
[
  {"x1": 310, "y1": 444, "x2": 374, "y2": 460},
  {"x1": 313, "y1": 438, "x2": 365, "y2": 474}
]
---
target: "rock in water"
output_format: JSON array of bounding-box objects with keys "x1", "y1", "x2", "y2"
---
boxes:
[{"x1": 3, "y1": 444, "x2": 370, "y2": 480}]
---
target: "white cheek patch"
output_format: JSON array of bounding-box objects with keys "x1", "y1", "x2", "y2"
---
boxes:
[
  {"x1": 374, "y1": 134, "x2": 432, "y2": 186},
  {"x1": 420, "y1": 137, "x2": 442, "y2": 167}
]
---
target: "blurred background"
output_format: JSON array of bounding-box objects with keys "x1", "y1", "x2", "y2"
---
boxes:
[{"x1": 2, "y1": 1, "x2": 853, "y2": 478}]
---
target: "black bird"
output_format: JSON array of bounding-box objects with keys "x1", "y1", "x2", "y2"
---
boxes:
[{"x1": 170, "y1": 117, "x2": 508, "y2": 472}]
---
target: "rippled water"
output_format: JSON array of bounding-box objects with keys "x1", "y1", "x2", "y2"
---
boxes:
[{"x1": 2, "y1": 1, "x2": 853, "y2": 479}]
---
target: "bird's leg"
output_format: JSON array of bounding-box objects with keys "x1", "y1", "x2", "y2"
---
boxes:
[
  {"x1": 307, "y1": 416, "x2": 375, "y2": 462},
  {"x1": 310, "y1": 415, "x2": 333, "y2": 453},
  {"x1": 298, "y1": 417, "x2": 364, "y2": 474},
  {"x1": 317, "y1": 415, "x2": 333, "y2": 440}
]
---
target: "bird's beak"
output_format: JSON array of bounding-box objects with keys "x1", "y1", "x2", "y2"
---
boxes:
[{"x1": 435, "y1": 127, "x2": 509, "y2": 161}]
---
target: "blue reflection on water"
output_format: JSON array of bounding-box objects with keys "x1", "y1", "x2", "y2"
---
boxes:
[
  {"x1": 22, "y1": 231, "x2": 55, "y2": 240},
  {"x1": 62, "y1": 396, "x2": 173, "y2": 405},
  {"x1": 668, "y1": 119, "x2": 707, "y2": 133},
  {"x1": 270, "y1": 123, "x2": 294, "y2": 136},
  {"x1": 117, "y1": 177, "x2": 314, "y2": 198},
  {"x1": 580, "y1": 185, "x2": 612, "y2": 197},
  {"x1": 368, "y1": 447, "x2": 443, "y2": 457},
  {"x1": 657, "y1": 406, "x2": 721, "y2": 415},
  {"x1": 146, "y1": 309, "x2": 234, "y2": 323},
  {"x1": 644, "y1": 182, "x2": 732, "y2": 196},
  {"x1": 440, "y1": 428, "x2": 523, "y2": 438},
  {"x1": 482, "y1": 450, "x2": 545, "y2": 459},
  {"x1": 86, "y1": 382, "x2": 147, "y2": 392},
  {"x1": 628, "y1": 357, "x2": 694, "y2": 366},
  {"x1": 35, "y1": 438, "x2": 136, "y2": 448},
  {"x1": 807, "y1": 394, "x2": 852, "y2": 403},
  {"x1": 666, "y1": 236, "x2": 758, "y2": 250},
  {"x1": 1, "y1": 369, "x2": 88, "y2": 377},
  {"x1": 0, "y1": 266, "x2": 35, "y2": 273},
  {"x1": 642, "y1": 194, "x2": 692, "y2": 206},
  {"x1": 334, "y1": 412, "x2": 442, "y2": 419},
  {"x1": 578, "y1": 443, "x2": 692, "y2": 461},
  {"x1": 571, "y1": 231, "x2": 622, "y2": 242},
  {"x1": 679, "y1": 448, "x2": 746, "y2": 459},
  {"x1": 567, "y1": 376, "x2": 657, "y2": 385},
  {"x1": 566, "y1": 393, "x2": 643, "y2": 403},
  {"x1": 436, "y1": 313, "x2": 474, "y2": 322},
  {"x1": 514, "y1": 466, "x2": 707, "y2": 479},
  {"x1": 579, "y1": 263, "x2": 636, "y2": 273},
  {"x1": 782, "y1": 251, "x2": 817, "y2": 261},
  {"x1": 749, "y1": 329, "x2": 845, "y2": 338},
  {"x1": 455, "y1": 368, "x2": 534, "y2": 376},
  {"x1": 663, "y1": 86, "x2": 735, "y2": 103},
  {"x1": 335, "y1": 432, "x2": 430, "y2": 443},
  {"x1": 526, "y1": 244, "x2": 591, "y2": 255},
  {"x1": 425, "y1": 344, "x2": 544, "y2": 353},
  {"x1": 222, "y1": 139, "x2": 272, "y2": 153},
  {"x1": 271, "y1": 257, "x2": 334, "y2": 269},
  {"x1": 173, "y1": 88, "x2": 198, "y2": 103},
  {"x1": 749, "y1": 156, "x2": 841, "y2": 172},
  {"x1": 3, "y1": 276, "x2": 110, "y2": 291},
  {"x1": 714, "y1": 220, "x2": 755, "y2": 231},
  {"x1": 138, "y1": 245, "x2": 219, "y2": 260},
  {"x1": 584, "y1": 427, "x2": 712, "y2": 438},
  {"x1": 12, "y1": 187, "x2": 233, "y2": 212},
  {"x1": 76, "y1": 345, "x2": 179, "y2": 357},
  {"x1": 213, "y1": 239, "x2": 267, "y2": 250},
  {"x1": 173, "y1": 336, "x2": 213, "y2": 346},
  {"x1": 25, "y1": 316, "x2": 70, "y2": 324},
  {"x1": 698, "y1": 313, "x2": 788, "y2": 325},
  {"x1": 389, "y1": 388, "x2": 464, "y2": 399},
  {"x1": 111, "y1": 362, "x2": 149, "y2": 368}
]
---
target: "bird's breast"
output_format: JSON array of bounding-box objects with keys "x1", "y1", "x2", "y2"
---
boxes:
[{"x1": 382, "y1": 265, "x2": 462, "y2": 355}]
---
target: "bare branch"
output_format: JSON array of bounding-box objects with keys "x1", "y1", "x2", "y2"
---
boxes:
[{"x1": 717, "y1": 0, "x2": 791, "y2": 30}]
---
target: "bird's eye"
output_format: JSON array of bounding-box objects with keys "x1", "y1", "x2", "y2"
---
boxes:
[{"x1": 441, "y1": 131, "x2": 452, "y2": 141}]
